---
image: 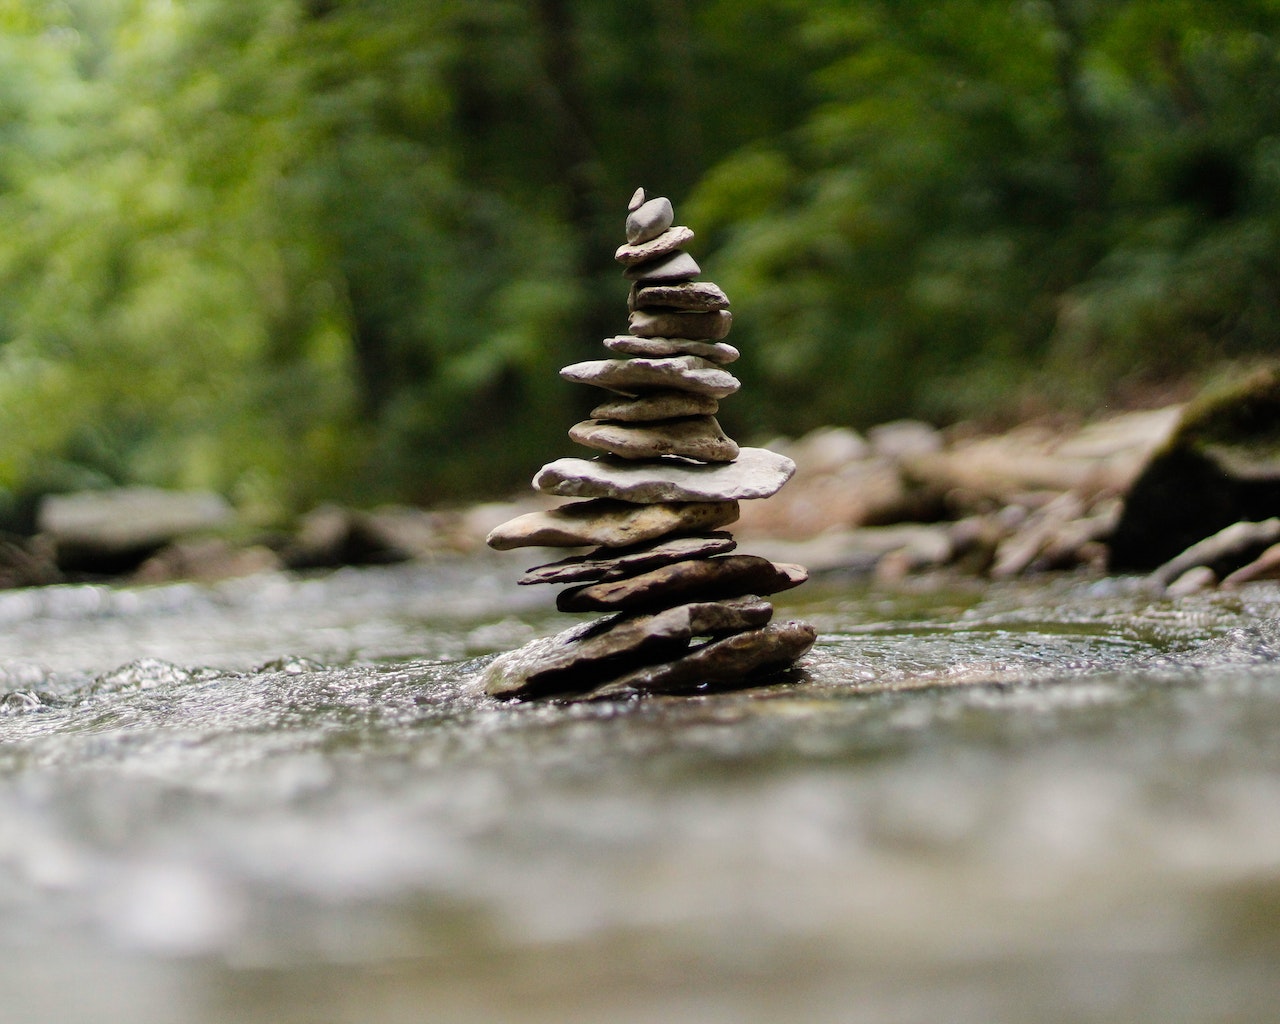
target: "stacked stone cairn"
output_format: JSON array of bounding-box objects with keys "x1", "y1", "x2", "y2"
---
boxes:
[{"x1": 481, "y1": 188, "x2": 816, "y2": 700}]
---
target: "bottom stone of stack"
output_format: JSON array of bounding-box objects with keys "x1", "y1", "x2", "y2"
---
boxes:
[{"x1": 479, "y1": 593, "x2": 816, "y2": 701}]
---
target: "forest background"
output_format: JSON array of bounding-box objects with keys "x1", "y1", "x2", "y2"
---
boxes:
[{"x1": 1, "y1": 0, "x2": 1278, "y2": 527}]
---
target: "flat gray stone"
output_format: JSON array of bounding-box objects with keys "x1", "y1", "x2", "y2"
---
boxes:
[
  {"x1": 569, "y1": 416, "x2": 739, "y2": 463},
  {"x1": 625, "y1": 196, "x2": 674, "y2": 244},
  {"x1": 623, "y1": 250, "x2": 700, "y2": 283},
  {"x1": 630, "y1": 281, "x2": 730, "y2": 312},
  {"x1": 585, "y1": 620, "x2": 818, "y2": 699},
  {"x1": 604, "y1": 335, "x2": 739, "y2": 364},
  {"x1": 590, "y1": 391, "x2": 719, "y2": 422},
  {"x1": 630, "y1": 309, "x2": 732, "y2": 341},
  {"x1": 39, "y1": 487, "x2": 235, "y2": 556},
  {"x1": 485, "y1": 498, "x2": 739, "y2": 550},
  {"x1": 558, "y1": 554, "x2": 808, "y2": 612},
  {"x1": 615, "y1": 225, "x2": 693, "y2": 266},
  {"x1": 535, "y1": 447, "x2": 797, "y2": 503},
  {"x1": 481, "y1": 596, "x2": 776, "y2": 699},
  {"x1": 627, "y1": 187, "x2": 646, "y2": 212},
  {"x1": 560, "y1": 356, "x2": 740, "y2": 399},
  {"x1": 519, "y1": 532, "x2": 738, "y2": 585}
]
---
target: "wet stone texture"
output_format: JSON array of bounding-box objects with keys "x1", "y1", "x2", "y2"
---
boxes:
[{"x1": 483, "y1": 187, "x2": 815, "y2": 700}]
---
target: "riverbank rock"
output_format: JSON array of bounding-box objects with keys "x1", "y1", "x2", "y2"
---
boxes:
[
  {"x1": 37, "y1": 487, "x2": 236, "y2": 574},
  {"x1": 1110, "y1": 366, "x2": 1280, "y2": 571}
]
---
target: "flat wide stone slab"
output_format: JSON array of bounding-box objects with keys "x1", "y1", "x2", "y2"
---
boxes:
[
  {"x1": 615, "y1": 225, "x2": 694, "y2": 266},
  {"x1": 486, "y1": 498, "x2": 739, "y2": 550},
  {"x1": 630, "y1": 281, "x2": 730, "y2": 312},
  {"x1": 629, "y1": 309, "x2": 732, "y2": 341},
  {"x1": 535, "y1": 446, "x2": 796, "y2": 503},
  {"x1": 585, "y1": 620, "x2": 818, "y2": 699},
  {"x1": 481, "y1": 596, "x2": 775, "y2": 699},
  {"x1": 569, "y1": 416, "x2": 739, "y2": 463},
  {"x1": 557, "y1": 554, "x2": 808, "y2": 612},
  {"x1": 590, "y1": 391, "x2": 719, "y2": 423},
  {"x1": 561, "y1": 357, "x2": 740, "y2": 399},
  {"x1": 519, "y1": 531, "x2": 738, "y2": 585},
  {"x1": 603, "y1": 335, "x2": 739, "y2": 364}
]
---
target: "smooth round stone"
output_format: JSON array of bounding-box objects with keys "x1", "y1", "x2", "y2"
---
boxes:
[
  {"x1": 485, "y1": 498, "x2": 739, "y2": 550},
  {"x1": 630, "y1": 281, "x2": 730, "y2": 312},
  {"x1": 590, "y1": 391, "x2": 719, "y2": 423},
  {"x1": 560, "y1": 356, "x2": 740, "y2": 399},
  {"x1": 519, "y1": 532, "x2": 738, "y2": 586},
  {"x1": 535, "y1": 446, "x2": 797, "y2": 504},
  {"x1": 630, "y1": 309, "x2": 732, "y2": 341},
  {"x1": 615, "y1": 225, "x2": 694, "y2": 266},
  {"x1": 623, "y1": 250, "x2": 700, "y2": 283},
  {"x1": 569, "y1": 416, "x2": 740, "y2": 463},
  {"x1": 585, "y1": 620, "x2": 818, "y2": 699},
  {"x1": 604, "y1": 335, "x2": 739, "y2": 364},
  {"x1": 557, "y1": 553, "x2": 808, "y2": 612},
  {"x1": 481, "y1": 595, "x2": 775, "y2": 699},
  {"x1": 628, "y1": 187, "x2": 646, "y2": 212},
  {"x1": 625, "y1": 196, "x2": 674, "y2": 244}
]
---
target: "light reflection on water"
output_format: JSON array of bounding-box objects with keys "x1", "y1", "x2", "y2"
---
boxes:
[{"x1": 2, "y1": 557, "x2": 1280, "y2": 1023}]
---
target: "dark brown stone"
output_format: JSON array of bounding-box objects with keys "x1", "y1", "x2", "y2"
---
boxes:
[
  {"x1": 557, "y1": 554, "x2": 808, "y2": 612},
  {"x1": 629, "y1": 309, "x2": 732, "y2": 341},
  {"x1": 519, "y1": 531, "x2": 738, "y2": 585},
  {"x1": 585, "y1": 620, "x2": 818, "y2": 699},
  {"x1": 481, "y1": 596, "x2": 775, "y2": 698}
]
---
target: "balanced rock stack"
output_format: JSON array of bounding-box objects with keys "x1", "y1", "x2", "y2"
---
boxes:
[{"x1": 481, "y1": 188, "x2": 816, "y2": 700}]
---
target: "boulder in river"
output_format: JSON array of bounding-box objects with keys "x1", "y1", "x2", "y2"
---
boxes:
[{"x1": 1110, "y1": 366, "x2": 1280, "y2": 570}]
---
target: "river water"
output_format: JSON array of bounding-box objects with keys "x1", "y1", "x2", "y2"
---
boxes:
[{"x1": 2, "y1": 553, "x2": 1279, "y2": 1023}]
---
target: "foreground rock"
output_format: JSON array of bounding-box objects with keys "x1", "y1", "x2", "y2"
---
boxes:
[
  {"x1": 586, "y1": 620, "x2": 817, "y2": 699},
  {"x1": 481, "y1": 597, "x2": 774, "y2": 699}
]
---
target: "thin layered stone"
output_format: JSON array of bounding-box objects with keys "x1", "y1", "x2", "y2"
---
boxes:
[
  {"x1": 485, "y1": 498, "x2": 739, "y2": 550},
  {"x1": 629, "y1": 309, "x2": 732, "y2": 341},
  {"x1": 585, "y1": 620, "x2": 818, "y2": 699},
  {"x1": 603, "y1": 335, "x2": 739, "y2": 364},
  {"x1": 560, "y1": 356, "x2": 740, "y2": 399},
  {"x1": 519, "y1": 531, "x2": 738, "y2": 586},
  {"x1": 557, "y1": 554, "x2": 808, "y2": 613},
  {"x1": 623, "y1": 250, "x2": 700, "y2": 283},
  {"x1": 630, "y1": 281, "x2": 730, "y2": 312},
  {"x1": 568, "y1": 416, "x2": 739, "y2": 463},
  {"x1": 481, "y1": 596, "x2": 776, "y2": 699},
  {"x1": 535, "y1": 447, "x2": 796, "y2": 504},
  {"x1": 590, "y1": 391, "x2": 719, "y2": 423},
  {"x1": 625, "y1": 196, "x2": 674, "y2": 244},
  {"x1": 615, "y1": 226, "x2": 692, "y2": 265}
]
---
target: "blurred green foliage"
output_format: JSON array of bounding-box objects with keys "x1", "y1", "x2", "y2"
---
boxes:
[{"x1": 0, "y1": 0, "x2": 1278, "y2": 517}]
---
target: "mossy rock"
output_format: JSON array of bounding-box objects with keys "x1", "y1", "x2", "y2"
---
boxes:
[{"x1": 1110, "y1": 365, "x2": 1280, "y2": 571}]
